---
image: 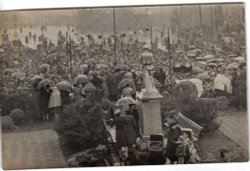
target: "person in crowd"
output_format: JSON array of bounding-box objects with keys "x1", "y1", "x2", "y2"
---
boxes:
[
  {"x1": 126, "y1": 102, "x2": 139, "y2": 135},
  {"x1": 33, "y1": 33, "x2": 36, "y2": 42},
  {"x1": 233, "y1": 63, "x2": 247, "y2": 110},
  {"x1": 88, "y1": 71, "x2": 102, "y2": 88},
  {"x1": 213, "y1": 67, "x2": 232, "y2": 97},
  {"x1": 48, "y1": 82, "x2": 61, "y2": 120},
  {"x1": 123, "y1": 71, "x2": 136, "y2": 93},
  {"x1": 153, "y1": 67, "x2": 166, "y2": 85},
  {"x1": 122, "y1": 84, "x2": 134, "y2": 98},
  {"x1": 60, "y1": 89, "x2": 71, "y2": 107},
  {"x1": 166, "y1": 121, "x2": 183, "y2": 164},
  {"x1": 115, "y1": 68, "x2": 125, "y2": 96},
  {"x1": 106, "y1": 70, "x2": 117, "y2": 101},
  {"x1": 0, "y1": 104, "x2": 2, "y2": 116},
  {"x1": 229, "y1": 67, "x2": 238, "y2": 96},
  {"x1": 99, "y1": 71, "x2": 110, "y2": 99},
  {"x1": 182, "y1": 131, "x2": 201, "y2": 163},
  {"x1": 25, "y1": 35, "x2": 29, "y2": 44},
  {"x1": 175, "y1": 135, "x2": 189, "y2": 164},
  {"x1": 107, "y1": 68, "x2": 123, "y2": 101},
  {"x1": 113, "y1": 109, "x2": 127, "y2": 155},
  {"x1": 73, "y1": 83, "x2": 85, "y2": 106},
  {"x1": 123, "y1": 110, "x2": 138, "y2": 150},
  {"x1": 88, "y1": 71, "x2": 103, "y2": 99},
  {"x1": 39, "y1": 84, "x2": 52, "y2": 120}
]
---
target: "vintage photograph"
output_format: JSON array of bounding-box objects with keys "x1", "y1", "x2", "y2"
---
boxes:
[{"x1": 0, "y1": 2, "x2": 248, "y2": 170}]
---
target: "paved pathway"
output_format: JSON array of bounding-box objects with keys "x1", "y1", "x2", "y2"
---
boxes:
[
  {"x1": 2, "y1": 129, "x2": 67, "y2": 170},
  {"x1": 217, "y1": 109, "x2": 249, "y2": 151}
]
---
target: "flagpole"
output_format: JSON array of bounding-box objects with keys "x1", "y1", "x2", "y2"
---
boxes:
[
  {"x1": 147, "y1": 7, "x2": 154, "y2": 55},
  {"x1": 167, "y1": 28, "x2": 172, "y2": 90},
  {"x1": 150, "y1": 25, "x2": 153, "y2": 52},
  {"x1": 113, "y1": 8, "x2": 117, "y2": 66},
  {"x1": 199, "y1": 5, "x2": 202, "y2": 28},
  {"x1": 66, "y1": 31, "x2": 72, "y2": 83},
  {"x1": 69, "y1": 35, "x2": 72, "y2": 83}
]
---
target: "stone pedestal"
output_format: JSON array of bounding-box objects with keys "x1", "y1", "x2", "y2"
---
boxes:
[{"x1": 138, "y1": 90, "x2": 163, "y2": 136}]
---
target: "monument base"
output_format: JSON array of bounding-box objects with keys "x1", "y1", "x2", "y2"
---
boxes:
[{"x1": 138, "y1": 89, "x2": 163, "y2": 136}]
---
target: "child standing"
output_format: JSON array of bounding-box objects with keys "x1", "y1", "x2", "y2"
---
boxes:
[
  {"x1": 182, "y1": 130, "x2": 201, "y2": 163},
  {"x1": 175, "y1": 135, "x2": 189, "y2": 164}
]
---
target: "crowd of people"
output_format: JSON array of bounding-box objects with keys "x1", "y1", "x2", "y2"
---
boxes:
[
  {"x1": 0, "y1": 23, "x2": 247, "y2": 164},
  {"x1": 0, "y1": 23, "x2": 246, "y2": 109}
]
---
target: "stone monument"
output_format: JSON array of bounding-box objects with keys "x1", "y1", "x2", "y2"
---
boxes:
[{"x1": 138, "y1": 50, "x2": 163, "y2": 136}]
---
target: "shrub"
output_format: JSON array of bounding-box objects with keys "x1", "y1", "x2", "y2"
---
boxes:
[
  {"x1": 55, "y1": 101, "x2": 108, "y2": 156},
  {"x1": 173, "y1": 81, "x2": 198, "y2": 103},
  {"x1": 0, "y1": 92, "x2": 10, "y2": 116},
  {"x1": 9, "y1": 109, "x2": 26, "y2": 125},
  {"x1": 1, "y1": 116, "x2": 18, "y2": 131},
  {"x1": 164, "y1": 81, "x2": 220, "y2": 133},
  {"x1": 178, "y1": 98, "x2": 220, "y2": 133},
  {"x1": 161, "y1": 97, "x2": 220, "y2": 133}
]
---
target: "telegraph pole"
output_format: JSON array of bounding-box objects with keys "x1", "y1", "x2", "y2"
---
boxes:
[{"x1": 113, "y1": 8, "x2": 117, "y2": 66}]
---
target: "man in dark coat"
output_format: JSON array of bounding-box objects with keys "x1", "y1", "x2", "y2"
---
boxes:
[
  {"x1": 90, "y1": 73, "x2": 103, "y2": 89},
  {"x1": 39, "y1": 85, "x2": 52, "y2": 120},
  {"x1": 113, "y1": 109, "x2": 126, "y2": 149},
  {"x1": 126, "y1": 103, "x2": 139, "y2": 135},
  {"x1": 106, "y1": 69, "x2": 123, "y2": 101},
  {"x1": 114, "y1": 68, "x2": 124, "y2": 98},
  {"x1": 106, "y1": 71, "x2": 116, "y2": 101},
  {"x1": 123, "y1": 113, "x2": 138, "y2": 147},
  {"x1": 166, "y1": 121, "x2": 183, "y2": 164},
  {"x1": 153, "y1": 67, "x2": 166, "y2": 85},
  {"x1": 234, "y1": 66, "x2": 247, "y2": 109}
]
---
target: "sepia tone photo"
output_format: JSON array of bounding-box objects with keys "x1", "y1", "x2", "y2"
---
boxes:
[{"x1": 0, "y1": 2, "x2": 248, "y2": 170}]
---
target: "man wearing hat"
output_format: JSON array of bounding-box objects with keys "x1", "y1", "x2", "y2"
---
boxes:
[{"x1": 126, "y1": 102, "x2": 139, "y2": 135}]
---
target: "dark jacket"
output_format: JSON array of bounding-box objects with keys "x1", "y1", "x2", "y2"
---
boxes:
[
  {"x1": 166, "y1": 126, "x2": 182, "y2": 162},
  {"x1": 39, "y1": 86, "x2": 52, "y2": 115},
  {"x1": 123, "y1": 114, "x2": 138, "y2": 146},
  {"x1": 113, "y1": 115, "x2": 126, "y2": 148},
  {"x1": 126, "y1": 108, "x2": 139, "y2": 134},
  {"x1": 153, "y1": 70, "x2": 166, "y2": 85},
  {"x1": 106, "y1": 73, "x2": 118, "y2": 96}
]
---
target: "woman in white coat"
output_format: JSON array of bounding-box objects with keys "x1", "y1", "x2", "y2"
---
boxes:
[{"x1": 48, "y1": 83, "x2": 62, "y2": 120}]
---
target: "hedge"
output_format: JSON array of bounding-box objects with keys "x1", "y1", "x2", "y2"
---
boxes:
[{"x1": 0, "y1": 90, "x2": 40, "y2": 121}]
